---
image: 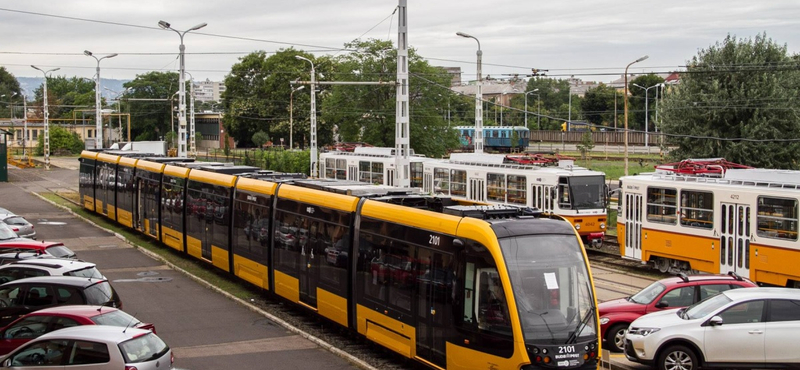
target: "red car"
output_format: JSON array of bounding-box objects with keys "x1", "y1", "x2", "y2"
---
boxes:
[
  {"x1": 0, "y1": 240, "x2": 77, "y2": 260},
  {"x1": 0, "y1": 305, "x2": 155, "y2": 355},
  {"x1": 598, "y1": 272, "x2": 757, "y2": 352}
]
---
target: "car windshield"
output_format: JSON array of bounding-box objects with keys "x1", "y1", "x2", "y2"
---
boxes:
[
  {"x1": 3, "y1": 217, "x2": 28, "y2": 226},
  {"x1": 629, "y1": 281, "x2": 667, "y2": 304},
  {"x1": 683, "y1": 292, "x2": 732, "y2": 320},
  {"x1": 500, "y1": 234, "x2": 597, "y2": 344},
  {"x1": 119, "y1": 332, "x2": 169, "y2": 363},
  {"x1": 44, "y1": 245, "x2": 76, "y2": 259},
  {"x1": 92, "y1": 310, "x2": 141, "y2": 327},
  {"x1": 65, "y1": 266, "x2": 104, "y2": 279},
  {"x1": 0, "y1": 223, "x2": 18, "y2": 241}
]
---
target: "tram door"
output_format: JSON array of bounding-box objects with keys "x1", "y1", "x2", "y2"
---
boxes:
[
  {"x1": 415, "y1": 248, "x2": 452, "y2": 368},
  {"x1": 720, "y1": 203, "x2": 751, "y2": 277},
  {"x1": 469, "y1": 178, "x2": 485, "y2": 202},
  {"x1": 624, "y1": 193, "x2": 643, "y2": 259},
  {"x1": 347, "y1": 165, "x2": 358, "y2": 181},
  {"x1": 534, "y1": 185, "x2": 555, "y2": 213},
  {"x1": 387, "y1": 169, "x2": 395, "y2": 186}
]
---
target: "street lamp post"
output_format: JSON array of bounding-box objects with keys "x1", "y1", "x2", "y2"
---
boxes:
[
  {"x1": 500, "y1": 92, "x2": 507, "y2": 126},
  {"x1": 457, "y1": 31, "x2": 484, "y2": 153},
  {"x1": 624, "y1": 55, "x2": 649, "y2": 176},
  {"x1": 524, "y1": 89, "x2": 539, "y2": 129},
  {"x1": 289, "y1": 85, "x2": 305, "y2": 150},
  {"x1": 185, "y1": 71, "x2": 197, "y2": 154},
  {"x1": 158, "y1": 20, "x2": 207, "y2": 158},
  {"x1": 31, "y1": 65, "x2": 60, "y2": 170},
  {"x1": 295, "y1": 55, "x2": 318, "y2": 177},
  {"x1": 84, "y1": 50, "x2": 118, "y2": 150},
  {"x1": 632, "y1": 83, "x2": 661, "y2": 149}
]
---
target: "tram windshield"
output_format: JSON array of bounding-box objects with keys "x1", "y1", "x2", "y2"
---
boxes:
[
  {"x1": 563, "y1": 175, "x2": 606, "y2": 210},
  {"x1": 500, "y1": 235, "x2": 597, "y2": 344}
]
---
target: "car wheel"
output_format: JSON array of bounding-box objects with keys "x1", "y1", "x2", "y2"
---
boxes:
[
  {"x1": 658, "y1": 344, "x2": 698, "y2": 370},
  {"x1": 605, "y1": 323, "x2": 628, "y2": 353}
]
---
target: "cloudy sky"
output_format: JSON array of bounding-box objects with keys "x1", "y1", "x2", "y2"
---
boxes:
[{"x1": 1, "y1": 0, "x2": 798, "y2": 85}]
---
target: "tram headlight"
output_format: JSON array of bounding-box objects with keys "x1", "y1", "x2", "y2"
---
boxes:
[
  {"x1": 600, "y1": 222, "x2": 606, "y2": 229},
  {"x1": 574, "y1": 223, "x2": 581, "y2": 230}
]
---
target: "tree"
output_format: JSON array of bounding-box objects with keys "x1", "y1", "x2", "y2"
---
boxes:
[
  {"x1": 512, "y1": 77, "x2": 575, "y2": 130},
  {"x1": 628, "y1": 74, "x2": 666, "y2": 131},
  {"x1": 35, "y1": 125, "x2": 84, "y2": 155},
  {"x1": 222, "y1": 49, "x2": 329, "y2": 148},
  {"x1": 321, "y1": 39, "x2": 459, "y2": 157},
  {"x1": 252, "y1": 131, "x2": 270, "y2": 148},
  {"x1": 0, "y1": 67, "x2": 22, "y2": 118},
  {"x1": 580, "y1": 83, "x2": 618, "y2": 128},
  {"x1": 123, "y1": 72, "x2": 181, "y2": 141},
  {"x1": 660, "y1": 33, "x2": 800, "y2": 168},
  {"x1": 576, "y1": 132, "x2": 595, "y2": 165},
  {"x1": 34, "y1": 76, "x2": 95, "y2": 120}
]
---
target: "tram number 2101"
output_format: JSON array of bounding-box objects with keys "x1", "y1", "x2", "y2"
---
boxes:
[
  {"x1": 429, "y1": 235, "x2": 441, "y2": 246},
  {"x1": 559, "y1": 345, "x2": 576, "y2": 354}
]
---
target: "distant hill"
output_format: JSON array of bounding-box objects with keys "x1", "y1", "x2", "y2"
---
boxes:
[{"x1": 17, "y1": 77, "x2": 131, "y2": 100}]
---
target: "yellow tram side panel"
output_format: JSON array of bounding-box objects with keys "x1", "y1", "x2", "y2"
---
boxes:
[
  {"x1": 617, "y1": 223, "x2": 626, "y2": 255},
  {"x1": 80, "y1": 151, "x2": 99, "y2": 211},
  {"x1": 161, "y1": 165, "x2": 191, "y2": 252},
  {"x1": 116, "y1": 157, "x2": 139, "y2": 228},
  {"x1": 356, "y1": 304, "x2": 415, "y2": 359},
  {"x1": 450, "y1": 217, "x2": 535, "y2": 370},
  {"x1": 273, "y1": 268, "x2": 346, "y2": 326},
  {"x1": 750, "y1": 243, "x2": 800, "y2": 287},
  {"x1": 641, "y1": 228, "x2": 719, "y2": 273},
  {"x1": 276, "y1": 183, "x2": 361, "y2": 212},
  {"x1": 231, "y1": 178, "x2": 278, "y2": 290}
]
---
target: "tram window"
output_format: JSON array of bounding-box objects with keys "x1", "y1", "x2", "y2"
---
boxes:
[
  {"x1": 434, "y1": 168, "x2": 449, "y2": 194},
  {"x1": 336, "y1": 159, "x2": 347, "y2": 180},
  {"x1": 358, "y1": 234, "x2": 413, "y2": 313},
  {"x1": 507, "y1": 175, "x2": 526, "y2": 205},
  {"x1": 680, "y1": 190, "x2": 713, "y2": 229},
  {"x1": 557, "y1": 177, "x2": 571, "y2": 209},
  {"x1": 487, "y1": 173, "x2": 505, "y2": 202},
  {"x1": 756, "y1": 197, "x2": 798, "y2": 240},
  {"x1": 450, "y1": 170, "x2": 466, "y2": 197},
  {"x1": 232, "y1": 192, "x2": 271, "y2": 258},
  {"x1": 646, "y1": 187, "x2": 677, "y2": 224},
  {"x1": 324, "y1": 158, "x2": 335, "y2": 179}
]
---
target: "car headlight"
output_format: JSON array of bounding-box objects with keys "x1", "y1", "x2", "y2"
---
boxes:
[
  {"x1": 600, "y1": 317, "x2": 610, "y2": 325},
  {"x1": 628, "y1": 327, "x2": 660, "y2": 336}
]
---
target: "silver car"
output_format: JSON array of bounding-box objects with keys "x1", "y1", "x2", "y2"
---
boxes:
[
  {"x1": 0, "y1": 216, "x2": 35, "y2": 239},
  {"x1": 0, "y1": 325, "x2": 173, "y2": 369},
  {"x1": 0, "y1": 224, "x2": 19, "y2": 242}
]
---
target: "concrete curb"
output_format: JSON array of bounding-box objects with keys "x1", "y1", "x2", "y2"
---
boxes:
[{"x1": 31, "y1": 192, "x2": 378, "y2": 370}]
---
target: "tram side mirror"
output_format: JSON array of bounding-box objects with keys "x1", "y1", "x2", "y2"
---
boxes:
[{"x1": 453, "y1": 239, "x2": 464, "y2": 248}]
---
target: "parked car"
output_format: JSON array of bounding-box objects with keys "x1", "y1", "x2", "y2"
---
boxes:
[
  {"x1": 0, "y1": 276, "x2": 122, "y2": 326},
  {"x1": 0, "y1": 325, "x2": 172, "y2": 369},
  {"x1": 0, "y1": 208, "x2": 14, "y2": 216},
  {"x1": 599, "y1": 272, "x2": 756, "y2": 352},
  {"x1": 0, "y1": 305, "x2": 155, "y2": 355},
  {"x1": 0, "y1": 259, "x2": 104, "y2": 284},
  {"x1": 0, "y1": 240, "x2": 77, "y2": 260},
  {"x1": 625, "y1": 287, "x2": 800, "y2": 370},
  {"x1": 0, "y1": 216, "x2": 35, "y2": 240}
]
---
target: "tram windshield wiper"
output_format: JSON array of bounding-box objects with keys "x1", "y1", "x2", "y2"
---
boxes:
[{"x1": 566, "y1": 306, "x2": 594, "y2": 344}]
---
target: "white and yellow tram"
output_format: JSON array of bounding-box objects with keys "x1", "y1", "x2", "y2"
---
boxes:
[{"x1": 618, "y1": 167, "x2": 800, "y2": 287}]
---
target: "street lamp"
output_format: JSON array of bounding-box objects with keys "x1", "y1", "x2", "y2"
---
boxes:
[
  {"x1": 624, "y1": 55, "x2": 649, "y2": 176},
  {"x1": 84, "y1": 50, "x2": 118, "y2": 150},
  {"x1": 525, "y1": 89, "x2": 539, "y2": 129},
  {"x1": 632, "y1": 83, "x2": 661, "y2": 149},
  {"x1": 295, "y1": 55, "x2": 318, "y2": 177},
  {"x1": 457, "y1": 31, "x2": 484, "y2": 153},
  {"x1": 31, "y1": 65, "x2": 60, "y2": 170},
  {"x1": 158, "y1": 20, "x2": 207, "y2": 157},
  {"x1": 289, "y1": 85, "x2": 305, "y2": 150}
]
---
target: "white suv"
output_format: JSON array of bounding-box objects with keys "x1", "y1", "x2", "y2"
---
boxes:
[{"x1": 624, "y1": 287, "x2": 800, "y2": 370}]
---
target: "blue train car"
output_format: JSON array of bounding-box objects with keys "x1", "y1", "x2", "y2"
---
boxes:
[{"x1": 456, "y1": 126, "x2": 530, "y2": 152}]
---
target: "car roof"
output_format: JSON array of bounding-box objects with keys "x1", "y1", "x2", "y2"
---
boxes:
[
  {"x1": 2, "y1": 258, "x2": 95, "y2": 270},
  {"x1": 0, "y1": 276, "x2": 107, "y2": 288},
  {"x1": 27, "y1": 305, "x2": 117, "y2": 317},
  {"x1": 0, "y1": 240, "x2": 65, "y2": 249},
  {"x1": 722, "y1": 287, "x2": 800, "y2": 300},
  {"x1": 37, "y1": 325, "x2": 152, "y2": 343},
  {"x1": 659, "y1": 273, "x2": 754, "y2": 286}
]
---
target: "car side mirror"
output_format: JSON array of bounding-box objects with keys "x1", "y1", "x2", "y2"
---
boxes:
[
  {"x1": 655, "y1": 301, "x2": 669, "y2": 308},
  {"x1": 708, "y1": 316, "x2": 724, "y2": 326},
  {"x1": 4, "y1": 358, "x2": 10, "y2": 367}
]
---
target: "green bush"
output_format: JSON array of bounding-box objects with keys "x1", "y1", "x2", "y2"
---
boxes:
[{"x1": 35, "y1": 126, "x2": 85, "y2": 155}]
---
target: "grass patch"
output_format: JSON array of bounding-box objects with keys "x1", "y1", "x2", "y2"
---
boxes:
[{"x1": 40, "y1": 193, "x2": 262, "y2": 301}]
